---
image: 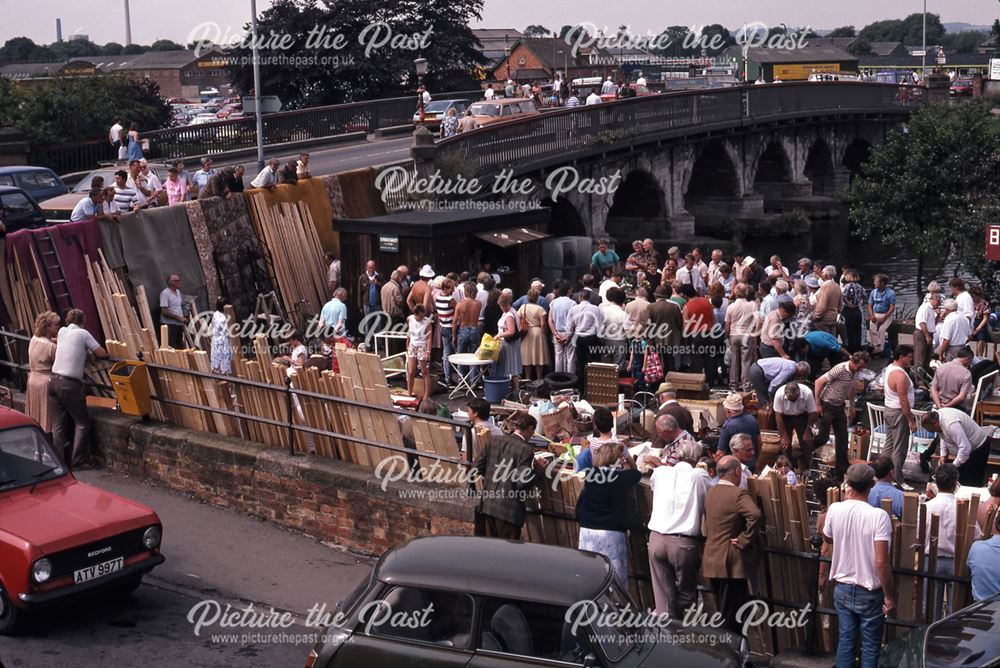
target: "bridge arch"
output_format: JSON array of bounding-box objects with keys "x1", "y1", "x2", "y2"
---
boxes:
[
  {"x1": 546, "y1": 196, "x2": 587, "y2": 237},
  {"x1": 605, "y1": 169, "x2": 667, "y2": 241},
  {"x1": 683, "y1": 141, "x2": 743, "y2": 235},
  {"x1": 804, "y1": 138, "x2": 837, "y2": 197}
]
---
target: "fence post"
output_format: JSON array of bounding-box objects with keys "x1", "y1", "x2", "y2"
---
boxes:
[{"x1": 285, "y1": 375, "x2": 297, "y2": 457}]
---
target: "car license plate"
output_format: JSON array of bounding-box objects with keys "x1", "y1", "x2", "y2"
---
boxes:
[{"x1": 73, "y1": 556, "x2": 124, "y2": 584}]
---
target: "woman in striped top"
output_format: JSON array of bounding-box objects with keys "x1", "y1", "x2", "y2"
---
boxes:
[{"x1": 434, "y1": 278, "x2": 457, "y2": 386}]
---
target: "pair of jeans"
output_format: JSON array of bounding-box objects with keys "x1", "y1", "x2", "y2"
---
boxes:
[
  {"x1": 456, "y1": 326, "x2": 479, "y2": 377},
  {"x1": 833, "y1": 583, "x2": 884, "y2": 668},
  {"x1": 440, "y1": 326, "x2": 454, "y2": 383}
]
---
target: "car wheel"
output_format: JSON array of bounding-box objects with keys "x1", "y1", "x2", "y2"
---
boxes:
[{"x1": 0, "y1": 582, "x2": 27, "y2": 635}]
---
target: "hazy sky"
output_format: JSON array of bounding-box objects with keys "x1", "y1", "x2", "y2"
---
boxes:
[{"x1": 1, "y1": 0, "x2": 994, "y2": 46}]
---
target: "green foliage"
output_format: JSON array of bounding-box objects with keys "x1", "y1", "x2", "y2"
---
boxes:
[
  {"x1": 3, "y1": 75, "x2": 171, "y2": 157},
  {"x1": 773, "y1": 209, "x2": 813, "y2": 237},
  {"x1": 225, "y1": 0, "x2": 486, "y2": 109},
  {"x1": 858, "y1": 13, "x2": 945, "y2": 46},
  {"x1": 49, "y1": 39, "x2": 102, "y2": 60},
  {"x1": 848, "y1": 101, "x2": 1000, "y2": 292},
  {"x1": 939, "y1": 31, "x2": 986, "y2": 54},
  {"x1": 523, "y1": 25, "x2": 551, "y2": 38},
  {"x1": 827, "y1": 26, "x2": 857, "y2": 38},
  {"x1": 848, "y1": 39, "x2": 872, "y2": 55},
  {"x1": 101, "y1": 42, "x2": 124, "y2": 56},
  {"x1": 149, "y1": 40, "x2": 184, "y2": 52}
]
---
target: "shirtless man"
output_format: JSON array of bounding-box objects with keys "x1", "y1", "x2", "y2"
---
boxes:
[
  {"x1": 407, "y1": 265, "x2": 435, "y2": 314},
  {"x1": 453, "y1": 282, "x2": 484, "y2": 377}
]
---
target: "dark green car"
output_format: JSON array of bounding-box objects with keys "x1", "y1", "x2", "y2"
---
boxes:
[
  {"x1": 879, "y1": 593, "x2": 1000, "y2": 667},
  {"x1": 306, "y1": 536, "x2": 745, "y2": 668}
]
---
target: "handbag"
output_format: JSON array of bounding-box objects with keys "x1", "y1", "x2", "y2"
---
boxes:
[
  {"x1": 511, "y1": 309, "x2": 527, "y2": 340},
  {"x1": 642, "y1": 348, "x2": 664, "y2": 384}
]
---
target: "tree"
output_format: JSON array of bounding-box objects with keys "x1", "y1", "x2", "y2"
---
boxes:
[
  {"x1": 940, "y1": 31, "x2": 986, "y2": 54},
  {"x1": 523, "y1": 25, "x2": 550, "y2": 38},
  {"x1": 122, "y1": 43, "x2": 147, "y2": 55},
  {"x1": 826, "y1": 26, "x2": 856, "y2": 38},
  {"x1": 858, "y1": 13, "x2": 944, "y2": 46},
  {"x1": 651, "y1": 25, "x2": 694, "y2": 57},
  {"x1": 848, "y1": 101, "x2": 1000, "y2": 295},
  {"x1": 50, "y1": 39, "x2": 102, "y2": 60},
  {"x1": 699, "y1": 24, "x2": 734, "y2": 55},
  {"x1": 149, "y1": 39, "x2": 184, "y2": 51},
  {"x1": 993, "y1": 19, "x2": 1000, "y2": 54},
  {"x1": 0, "y1": 37, "x2": 38, "y2": 62},
  {"x1": 847, "y1": 38, "x2": 873, "y2": 55},
  {"x1": 101, "y1": 42, "x2": 124, "y2": 55},
  {"x1": 225, "y1": 0, "x2": 486, "y2": 109},
  {"x1": 558, "y1": 25, "x2": 574, "y2": 41}
]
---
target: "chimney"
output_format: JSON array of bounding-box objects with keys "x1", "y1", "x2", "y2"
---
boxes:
[
  {"x1": 56, "y1": 18, "x2": 63, "y2": 43},
  {"x1": 123, "y1": 0, "x2": 132, "y2": 45}
]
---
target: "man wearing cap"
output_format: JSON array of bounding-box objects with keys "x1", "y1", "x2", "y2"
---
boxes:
[
  {"x1": 656, "y1": 386, "x2": 694, "y2": 434},
  {"x1": 813, "y1": 265, "x2": 843, "y2": 334},
  {"x1": 191, "y1": 158, "x2": 216, "y2": 198},
  {"x1": 666, "y1": 246, "x2": 680, "y2": 265},
  {"x1": 250, "y1": 157, "x2": 281, "y2": 190},
  {"x1": 823, "y1": 463, "x2": 894, "y2": 668},
  {"x1": 743, "y1": 256, "x2": 766, "y2": 295},
  {"x1": 718, "y1": 393, "x2": 760, "y2": 462},
  {"x1": 937, "y1": 299, "x2": 971, "y2": 361},
  {"x1": 774, "y1": 381, "x2": 818, "y2": 472},
  {"x1": 407, "y1": 265, "x2": 435, "y2": 314},
  {"x1": 815, "y1": 352, "x2": 870, "y2": 479},
  {"x1": 647, "y1": 284, "x2": 684, "y2": 373},
  {"x1": 590, "y1": 239, "x2": 620, "y2": 277}
]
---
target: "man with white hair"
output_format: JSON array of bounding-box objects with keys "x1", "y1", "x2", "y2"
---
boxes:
[
  {"x1": 914, "y1": 291, "x2": 941, "y2": 375},
  {"x1": 729, "y1": 433, "x2": 755, "y2": 488},
  {"x1": 644, "y1": 439, "x2": 709, "y2": 618},
  {"x1": 813, "y1": 265, "x2": 842, "y2": 334},
  {"x1": 650, "y1": 414, "x2": 696, "y2": 465},
  {"x1": 513, "y1": 279, "x2": 548, "y2": 311},
  {"x1": 774, "y1": 380, "x2": 819, "y2": 473},
  {"x1": 707, "y1": 249, "x2": 724, "y2": 286},
  {"x1": 937, "y1": 299, "x2": 971, "y2": 361},
  {"x1": 250, "y1": 157, "x2": 281, "y2": 189}
]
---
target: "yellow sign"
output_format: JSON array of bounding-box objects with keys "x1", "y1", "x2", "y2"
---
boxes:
[
  {"x1": 197, "y1": 58, "x2": 230, "y2": 68},
  {"x1": 63, "y1": 66, "x2": 96, "y2": 76},
  {"x1": 772, "y1": 63, "x2": 841, "y2": 81}
]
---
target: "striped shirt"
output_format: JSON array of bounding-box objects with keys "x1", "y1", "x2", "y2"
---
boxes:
[
  {"x1": 113, "y1": 185, "x2": 140, "y2": 210},
  {"x1": 818, "y1": 361, "x2": 856, "y2": 406},
  {"x1": 434, "y1": 293, "x2": 455, "y2": 328}
]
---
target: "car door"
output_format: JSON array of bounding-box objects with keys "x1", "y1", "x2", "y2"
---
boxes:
[
  {"x1": 331, "y1": 584, "x2": 475, "y2": 667},
  {"x1": 0, "y1": 191, "x2": 44, "y2": 231},
  {"x1": 466, "y1": 597, "x2": 597, "y2": 668}
]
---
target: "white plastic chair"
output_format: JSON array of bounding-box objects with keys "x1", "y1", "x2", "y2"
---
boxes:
[
  {"x1": 867, "y1": 402, "x2": 889, "y2": 458},
  {"x1": 971, "y1": 369, "x2": 999, "y2": 421},
  {"x1": 910, "y1": 409, "x2": 936, "y2": 454}
]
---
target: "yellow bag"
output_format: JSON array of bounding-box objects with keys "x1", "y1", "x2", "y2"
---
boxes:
[{"x1": 475, "y1": 333, "x2": 501, "y2": 361}]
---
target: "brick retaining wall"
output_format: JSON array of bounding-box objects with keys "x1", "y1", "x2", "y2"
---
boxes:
[{"x1": 90, "y1": 409, "x2": 475, "y2": 556}]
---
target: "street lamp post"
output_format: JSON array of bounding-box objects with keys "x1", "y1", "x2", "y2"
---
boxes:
[
  {"x1": 250, "y1": 0, "x2": 264, "y2": 172},
  {"x1": 414, "y1": 57, "x2": 428, "y2": 122},
  {"x1": 921, "y1": 0, "x2": 928, "y2": 81}
]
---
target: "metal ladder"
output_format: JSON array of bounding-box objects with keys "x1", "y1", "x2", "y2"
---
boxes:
[{"x1": 31, "y1": 231, "x2": 74, "y2": 317}]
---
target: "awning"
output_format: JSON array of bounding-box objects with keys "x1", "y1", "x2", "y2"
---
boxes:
[{"x1": 474, "y1": 227, "x2": 550, "y2": 248}]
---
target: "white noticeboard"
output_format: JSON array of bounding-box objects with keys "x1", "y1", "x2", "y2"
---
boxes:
[{"x1": 991, "y1": 59, "x2": 1000, "y2": 81}]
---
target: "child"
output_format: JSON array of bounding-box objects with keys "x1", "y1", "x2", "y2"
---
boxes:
[
  {"x1": 406, "y1": 305, "x2": 433, "y2": 401},
  {"x1": 775, "y1": 454, "x2": 797, "y2": 485}
]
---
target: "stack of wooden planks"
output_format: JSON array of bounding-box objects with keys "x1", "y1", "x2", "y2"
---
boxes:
[
  {"x1": 245, "y1": 195, "x2": 328, "y2": 331},
  {"x1": 6, "y1": 246, "x2": 50, "y2": 331}
]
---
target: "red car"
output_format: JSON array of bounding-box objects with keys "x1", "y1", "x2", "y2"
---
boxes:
[{"x1": 0, "y1": 407, "x2": 164, "y2": 634}]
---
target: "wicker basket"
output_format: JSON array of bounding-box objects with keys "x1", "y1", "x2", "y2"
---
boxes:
[{"x1": 755, "y1": 431, "x2": 784, "y2": 473}]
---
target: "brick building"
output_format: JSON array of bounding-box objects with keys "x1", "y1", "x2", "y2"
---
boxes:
[{"x1": 490, "y1": 38, "x2": 617, "y2": 83}]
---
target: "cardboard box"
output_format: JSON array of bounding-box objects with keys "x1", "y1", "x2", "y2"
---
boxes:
[{"x1": 678, "y1": 397, "x2": 726, "y2": 430}]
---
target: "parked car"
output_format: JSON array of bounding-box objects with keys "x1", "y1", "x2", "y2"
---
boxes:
[
  {"x1": 41, "y1": 164, "x2": 171, "y2": 221},
  {"x1": 412, "y1": 99, "x2": 471, "y2": 130},
  {"x1": 879, "y1": 593, "x2": 1000, "y2": 667},
  {"x1": 467, "y1": 99, "x2": 540, "y2": 128},
  {"x1": 600, "y1": 83, "x2": 656, "y2": 102},
  {"x1": 305, "y1": 536, "x2": 744, "y2": 668},
  {"x1": 0, "y1": 166, "x2": 68, "y2": 203},
  {"x1": 950, "y1": 78, "x2": 974, "y2": 97},
  {"x1": 0, "y1": 406, "x2": 164, "y2": 634},
  {"x1": 0, "y1": 186, "x2": 46, "y2": 231}
]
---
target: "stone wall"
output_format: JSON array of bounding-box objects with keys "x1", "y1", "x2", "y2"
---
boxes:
[{"x1": 91, "y1": 409, "x2": 475, "y2": 556}]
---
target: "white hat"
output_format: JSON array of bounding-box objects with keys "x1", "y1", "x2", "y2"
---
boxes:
[
  {"x1": 743, "y1": 256, "x2": 756, "y2": 268},
  {"x1": 419, "y1": 264, "x2": 434, "y2": 278}
]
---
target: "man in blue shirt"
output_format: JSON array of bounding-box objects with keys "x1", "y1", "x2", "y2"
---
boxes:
[
  {"x1": 513, "y1": 279, "x2": 549, "y2": 312},
  {"x1": 867, "y1": 273, "x2": 897, "y2": 357},
  {"x1": 718, "y1": 393, "x2": 759, "y2": 469},
  {"x1": 70, "y1": 188, "x2": 102, "y2": 222},
  {"x1": 968, "y1": 512, "x2": 1000, "y2": 601},
  {"x1": 320, "y1": 287, "x2": 348, "y2": 336},
  {"x1": 867, "y1": 455, "x2": 904, "y2": 518},
  {"x1": 590, "y1": 239, "x2": 620, "y2": 278},
  {"x1": 748, "y1": 358, "x2": 811, "y2": 407},
  {"x1": 797, "y1": 330, "x2": 850, "y2": 379}
]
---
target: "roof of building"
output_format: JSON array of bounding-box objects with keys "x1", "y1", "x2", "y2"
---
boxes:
[
  {"x1": 807, "y1": 36, "x2": 858, "y2": 49},
  {"x1": 473, "y1": 28, "x2": 524, "y2": 62},
  {"x1": 374, "y1": 536, "x2": 611, "y2": 606},
  {"x1": 743, "y1": 45, "x2": 859, "y2": 63},
  {"x1": 494, "y1": 37, "x2": 614, "y2": 76},
  {"x1": 0, "y1": 62, "x2": 64, "y2": 79},
  {"x1": 858, "y1": 53, "x2": 993, "y2": 67},
  {"x1": 1, "y1": 49, "x2": 228, "y2": 80},
  {"x1": 869, "y1": 42, "x2": 907, "y2": 56}
]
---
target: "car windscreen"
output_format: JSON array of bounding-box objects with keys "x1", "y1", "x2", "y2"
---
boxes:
[
  {"x1": 470, "y1": 103, "x2": 500, "y2": 117},
  {"x1": 590, "y1": 582, "x2": 641, "y2": 662},
  {"x1": 73, "y1": 170, "x2": 115, "y2": 193},
  {"x1": 0, "y1": 192, "x2": 34, "y2": 213},
  {"x1": 0, "y1": 425, "x2": 66, "y2": 491},
  {"x1": 423, "y1": 101, "x2": 454, "y2": 113}
]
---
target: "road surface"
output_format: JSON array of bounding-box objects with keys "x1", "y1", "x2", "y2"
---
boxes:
[
  {"x1": 0, "y1": 470, "x2": 373, "y2": 668},
  {"x1": 236, "y1": 135, "x2": 413, "y2": 178}
]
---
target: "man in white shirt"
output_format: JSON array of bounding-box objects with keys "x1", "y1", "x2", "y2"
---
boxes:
[
  {"x1": 50, "y1": 309, "x2": 109, "y2": 469},
  {"x1": 548, "y1": 280, "x2": 576, "y2": 373},
  {"x1": 126, "y1": 159, "x2": 151, "y2": 207},
  {"x1": 636, "y1": 74, "x2": 647, "y2": 86},
  {"x1": 566, "y1": 291, "x2": 604, "y2": 386},
  {"x1": 645, "y1": 440, "x2": 710, "y2": 617},
  {"x1": 937, "y1": 299, "x2": 971, "y2": 360},
  {"x1": 139, "y1": 159, "x2": 162, "y2": 201},
  {"x1": 70, "y1": 189, "x2": 102, "y2": 222},
  {"x1": 923, "y1": 464, "x2": 982, "y2": 617},
  {"x1": 950, "y1": 277, "x2": 974, "y2": 324},
  {"x1": 923, "y1": 409, "x2": 994, "y2": 487},
  {"x1": 823, "y1": 463, "x2": 894, "y2": 668},
  {"x1": 251, "y1": 158, "x2": 281, "y2": 189},
  {"x1": 599, "y1": 286, "x2": 629, "y2": 373},
  {"x1": 774, "y1": 381, "x2": 818, "y2": 473},
  {"x1": 675, "y1": 254, "x2": 706, "y2": 295},
  {"x1": 191, "y1": 158, "x2": 216, "y2": 197},
  {"x1": 706, "y1": 248, "x2": 724, "y2": 287},
  {"x1": 112, "y1": 170, "x2": 142, "y2": 212},
  {"x1": 601, "y1": 76, "x2": 615, "y2": 95},
  {"x1": 913, "y1": 291, "x2": 940, "y2": 374},
  {"x1": 585, "y1": 90, "x2": 602, "y2": 105},
  {"x1": 484, "y1": 86, "x2": 495, "y2": 100}
]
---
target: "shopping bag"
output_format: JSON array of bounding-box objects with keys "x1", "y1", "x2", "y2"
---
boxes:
[
  {"x1": 475, "y1": 333, "x2": 501, "y2": 361},
  {"x1": 642, "y1": 348, "x2": 664, "y2": 384}
]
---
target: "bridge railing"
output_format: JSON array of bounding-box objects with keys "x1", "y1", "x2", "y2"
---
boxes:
[
  {"x1": 434, "y1": 82, "x2": 921, "y2": 177},
  {"x1": 35, "y1": 89, "x2": 484, "y2": 175}
]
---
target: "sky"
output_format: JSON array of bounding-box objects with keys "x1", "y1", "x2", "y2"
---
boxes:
[{"x1": 0, "y1": 0, "x2": 994, "y2": 47}]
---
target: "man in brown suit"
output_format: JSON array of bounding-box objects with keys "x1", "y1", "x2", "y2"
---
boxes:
[
  {"x1": 812, "y1": 265, "x2": 842, "y2": 334},
  {"x1": 703, "y1": 455, "x2": 762, "y2": 634},
  {"x1": 471, "y1": 412, "x2": 539, "y2": 539},
  {"x1": 655, "y1": 387, "x2": 694, "y2": 434},
  {"x1": 647, "y1": 284, "x2": 683, "y2": 373}
]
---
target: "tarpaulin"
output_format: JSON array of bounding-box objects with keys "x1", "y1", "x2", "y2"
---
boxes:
[
  {"x1": 198, "y1": 194, "x2": 272, "y2": 321},
  {"x1": 5, "y1": 220, "x2": 104, "y2": 340},
  {"x1": 247, "y1": 176, "x2": 339, "y2": 256},
  {"x1": 182, "y1": 200, "x2": 222, "y2": 306},
  {"x1": 109, "y1": 206, "x2": 208, "y2": 319}
]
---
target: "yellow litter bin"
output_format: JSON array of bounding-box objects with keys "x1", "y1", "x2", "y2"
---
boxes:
[{"x1": 109, "y1": 360, "x2": 152, "y2": 416}]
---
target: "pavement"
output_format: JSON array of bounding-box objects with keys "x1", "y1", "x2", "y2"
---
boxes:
[{"x1": 0, "y1": 469, "x2": 373, "y2": 667}]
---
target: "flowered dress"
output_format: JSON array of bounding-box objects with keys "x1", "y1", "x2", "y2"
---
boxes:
[
  {"x1": 440, "y1": 114, "x2": 458, "y2": 138},
  {"x1": 210, "y1": 310, "x2": 233, "y2": 374}
]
